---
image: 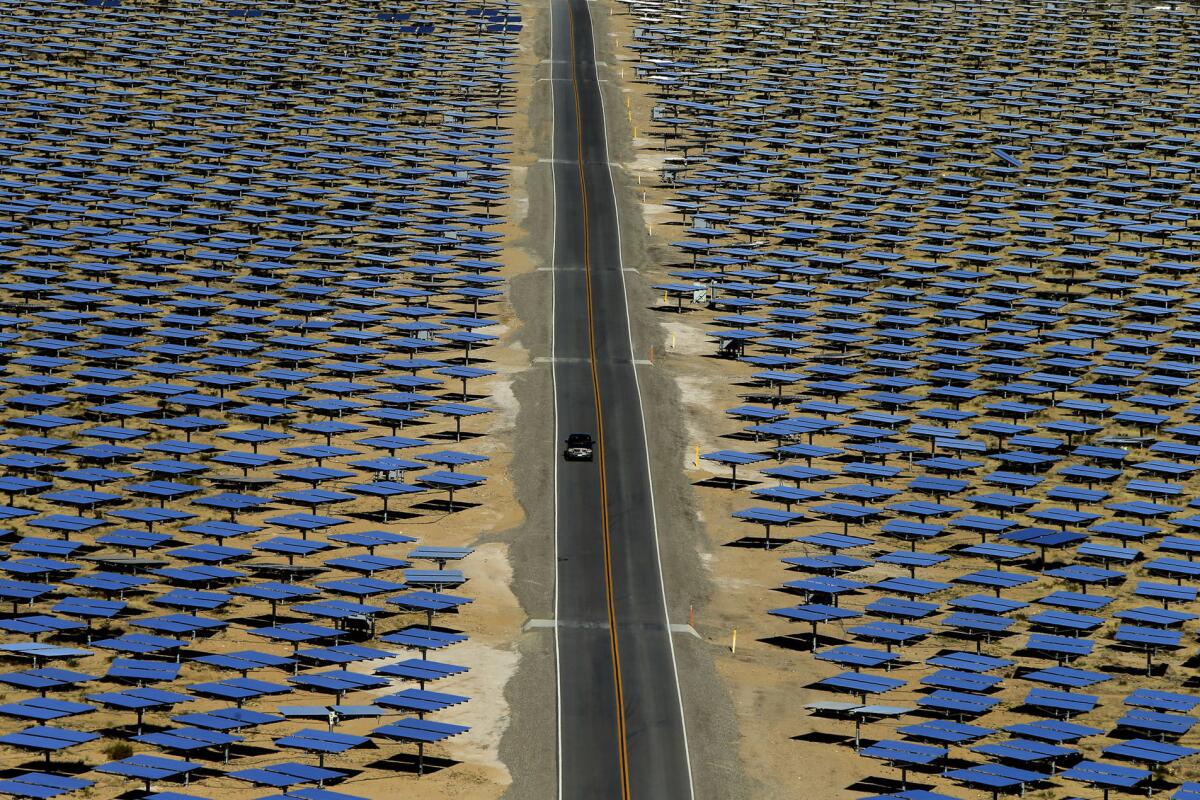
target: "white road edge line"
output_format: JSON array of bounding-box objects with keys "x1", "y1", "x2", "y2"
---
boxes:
[
  {"x1": 527, "y1": 619, "x2": 702, "y2": 636},
  {"x1": 583, "y1": 1, "x2": 698, "y2": 797},
  {"x1": 548, "y1": 0, "x2": 564, "y2": 795}
]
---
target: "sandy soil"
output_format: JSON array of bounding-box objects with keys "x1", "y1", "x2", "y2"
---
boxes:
[
  {"x1": 600, "y1": 1, "x2": 1200, "y2": 794},
  {"x1": 0, "y1": 3, "x2": 539, "y2": 800}
]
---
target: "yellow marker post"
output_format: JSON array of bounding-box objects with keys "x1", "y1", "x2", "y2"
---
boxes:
[
  {"x1": 731, "y1": 629, "x2": 738, "y2": 655},
  {"x1": 694, "y1": 445, "x2": 699, "y2": 467}
]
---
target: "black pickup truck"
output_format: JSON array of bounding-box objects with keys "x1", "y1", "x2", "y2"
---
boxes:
[{"x1": 563, "y1": 433, "x2": 594, "y2": 461}]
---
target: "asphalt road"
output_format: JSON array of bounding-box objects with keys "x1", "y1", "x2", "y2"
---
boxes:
[{"x1": 549, "y1": 0, "x2": 695, "y2": 797}]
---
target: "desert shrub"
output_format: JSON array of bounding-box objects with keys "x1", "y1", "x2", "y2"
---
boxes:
[{"x1": 103, "y1": 741, "x2": 133, "y2": 761}]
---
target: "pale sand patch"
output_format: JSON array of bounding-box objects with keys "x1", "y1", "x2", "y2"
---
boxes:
[
  {"x1": 481, "y1": 343, "x2": 526, "y2": 436},
  {"x1": 439, "y1": 544, "x2": 522, "y2": 774},
  {"x1": 674, "y1": 373, "x2": 725, "y2": 474},
  {"x1": 627, "y1": 147, "x2": 670, "y2": 174},
  {"x1": 662, "y1": 318, "x2": 712, "y2": 356}
]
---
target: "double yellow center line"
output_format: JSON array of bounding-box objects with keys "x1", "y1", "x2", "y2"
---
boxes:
[{"x1": 565, "y1": 0, "x2": 633, "y2": 796}]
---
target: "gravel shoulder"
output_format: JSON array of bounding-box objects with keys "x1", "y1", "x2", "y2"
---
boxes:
[{"x1": 496, "y1": 1, "x2": 560, "y2": 797}]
